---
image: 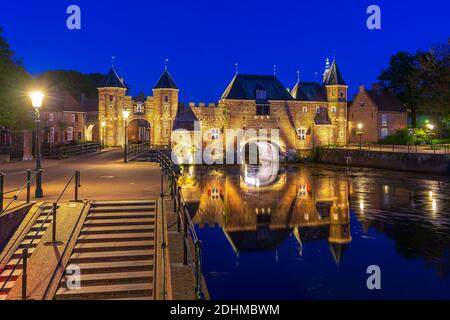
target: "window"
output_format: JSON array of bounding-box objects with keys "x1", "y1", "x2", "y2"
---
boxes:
[
  {"x1": 211, "y1": 128, "x2": 220, "y2": 140},
  {"x1": 69, "y1": 114, "x2": 76, "y2": 122},
  {"x1": 297, "y1": 128, "x2": 307, "y2": 141},
  {"x1": 256, "y1": 105, "x2": 270, "y2": 116},
  {"x1": 381, "y1": 114, "x2": 388, "y2": 126},
  {"x1": 49, "y1": 113, "x2": 54, "y2": 122},
  {"x1": 302, "y1": 107, "x2": 308, "y2": 113},
  {"x1": 256, "y1": 90, "x2": 267, "y2": 100},
  {"x1": 381, "y1": 128, "x2": 389, "y2": 139},
  {"x1": 164, "y1": 95, "x2": 169, "y2": 103},
  {"x1": 67, "y1": 127, "x2": 73, "y2": 141},
  {"x1": 109, "y1": 95, "x2": 114, "y2": 102},
  {"x1": 339, "y1": 92, "x2": 344, "y2": 98},
  {"x1": 360, "y1": 101, "x2": 365, "y2": 107},
  {"x1": 316, "y1": 107, "x2": 321, "y2": 113},
  {"x1": 50, "y1": 127, "x2": 55, "y2": 143},
  {"x1": 331, "y1": 107, "x2": 337, "y2": 113},
  {"x1": 78, "y1": 131, "x2": 83, "y2": 140}
]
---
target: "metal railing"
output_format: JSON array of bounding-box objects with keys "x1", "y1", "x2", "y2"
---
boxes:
[
  {"x1": 0, "y1": 171, "x2": 81, "y2": 300},
  {"x1": 125, "y1": 142, "x2": 152, "y2": 162},
  {"x1": 1, "y1": 169, "x2": 41, "y2": 213},
  {"x1": 42, "y1": 142, "x2": 100, "y2": 159},
  {"x1": 325, "y1": 143, "x2": 450, "y2": 155},
  {"x1": 154, "y1": 150, "x2": 205, "y2": 300}
]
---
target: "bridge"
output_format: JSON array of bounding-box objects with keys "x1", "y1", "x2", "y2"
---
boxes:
[{"x1": 0, "y1": 146, "x2": 205, "y2": 300}]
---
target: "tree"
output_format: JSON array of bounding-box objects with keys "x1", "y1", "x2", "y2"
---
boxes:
[
  {"x1": 36, "y1": 70, "x2": 106, "y2": 101},
  {"x1": 378, "y1": 41, "x2": 450, "y2": 128},
  {"x1": 378, "y1": 51, "x2": 420, "y2": 126},
  {"x1": 0, "y1": 27, "x2": 32, "y2": 129}
]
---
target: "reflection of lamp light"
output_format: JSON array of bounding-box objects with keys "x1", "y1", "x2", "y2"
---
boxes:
[{"x1": 359, "y1": 201, "x2": 365, "y2": 210}]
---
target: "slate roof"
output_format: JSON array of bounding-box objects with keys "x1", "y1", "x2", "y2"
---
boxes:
[
  {"x1": 40, "y1": 91, "x2": 85, "y2": 112},
  {"x1": 314, "y1": 107, "x2": 332, "y2": 125},
  {"x1": 291, "y1": 81, "x2": 327, "y2": 101},
  {"x1": 221, "y1": 74, "x2": 293, "y2": 101},
  {"x1": 366, "y1": 90, "x2": 407, "y2": 112},
  {"x1": 81, "y1": 97, "x2": 99, "y2": 112},
  {"x1": 323, "y1": 60, "x2": 346, "y2": 86},
  {"x1": 97, "y1": 68, "x2": 126, "y2": 88},
  {"x1": 154, "y1": 69, "x2": 178, "y2": 89},
  {"x1": 173, "y1": 103, "x2": 199, "y2": 131}
]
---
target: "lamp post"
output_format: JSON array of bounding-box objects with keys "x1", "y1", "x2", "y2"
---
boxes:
[
  {"x1": 356, "y1": 123, "x2": 363, "y2": 150},
  {"x1": 427, "y1": 123, "x2": 434, "y2": 148},
  {"x1": 30, "y1": 91, "x2": 44, "y2": 198},
  {"x1": 123, "y1": 110, "x2": 130, "y2": 163},
  {"x1": 101, "y1": 121, "x2": 106, "y2": 150}
]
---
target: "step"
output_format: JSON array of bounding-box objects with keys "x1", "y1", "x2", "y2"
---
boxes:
[
  {"x1": 90, "y1": 206, "x2": 156, "y2": 213},
  {"x1": 55, "y1": 282, "x2": 153, "y2": 300},
  {"x1": 92, "y1": 200, "x2": 156, "y2": 207},
  {"x1": 83, "y1": 219, "x2": 155, "y2": 228},
  {"x1": 71, "y1": 260, "x2": 154, "y2": 274},
  {"x1": 24, "y1": 231, "x2": 46, "y2": 238},
  {"x1": 0, "y1": 269, "x2": 22, "y2": 278},
  {"x1": 77, "y1": 233, "x2": 154, "y2": 243},
  {"x1": 73, "y1": 241, "x2": 154, "y2": 253},
  {"x1": 60, "y1": 271, "x2": 153, "y2": 287},
  {"x1": 80, "y1": 226, "x2": 155, "y2": 235},
  {"x1": 69, "y1": 250, "x2": 154, "y2": 264},
  {"x1": 0, "y1": 281, "x2": 15, "y2": 290},
  {"x1": 86, "y1": 212, "x2": 155, "y2": 219}
]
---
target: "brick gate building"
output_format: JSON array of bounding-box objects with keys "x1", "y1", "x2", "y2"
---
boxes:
[{"x1": 98, "y1": 58, "x2": 349, "y2": 156}]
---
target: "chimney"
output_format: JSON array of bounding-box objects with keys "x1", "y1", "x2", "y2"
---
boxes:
[
  {"x1": 359, "y1": 85, "x2": 365, "y2": 92},
  {"x1": 372, "y1": 83, "x2": 381, "y2": 93}
]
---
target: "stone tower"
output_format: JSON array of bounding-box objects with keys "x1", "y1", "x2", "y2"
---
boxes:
[
  {"x1": 98, "y1": 67, "x2": 127, "y2": 147},
  {"x1": 323, "y1": 59, "x2": 348, "y2": 146},
  {"x1": 152, "y1": 68, "x2": 179, "y2": 146}
]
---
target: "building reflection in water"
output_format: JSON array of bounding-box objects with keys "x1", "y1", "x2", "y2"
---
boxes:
[{"x1": 179, "y1": 163, "x2": 352, "y2": 266}]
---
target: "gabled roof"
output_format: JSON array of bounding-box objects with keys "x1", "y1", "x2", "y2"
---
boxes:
[
  {"x1": 323, "y1": 60, "x2": 346, "y2": 86},
  {"x1": 153, "y1": 69, "x2": 178, "y2": 89},
  {"x1": 97, "y1": 68, "x2": 126, "y2": 88},
  {"x1": 173, "y1": 103, "x2": 199, "y2": 131},
  {"x1": 221, "y1": 74, "x2": 293, "y2": 101},
  {"x1": 291, "y1": 81, "x2": 327, "y2": 101},
  {"x1": 40, "y1": 91, "x2": 85, "y2": 112},
  {"x1": 366, "y1": 90, "x2": 407, "y2": 112}
]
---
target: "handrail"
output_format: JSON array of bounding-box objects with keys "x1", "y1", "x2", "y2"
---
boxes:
[
  {"x1": 155, "y1": 150, "x2": 205, "y2": 300},
  {"x1": 42, "y1": 142, "x2": 100, "y2": 159},
  {"x1": 1, "y1": 169, "x2": 41, "y2": 214},
  {"x1": 0, "y1": 171, "x2": 81, "y2": 300}
]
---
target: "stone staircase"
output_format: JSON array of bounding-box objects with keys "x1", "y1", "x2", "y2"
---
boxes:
[
  {"x1": 54, "y1": 200, "x2": 157, "y2": 300},
  {"x1": 0, "y1": 204, "x2": 55, "y2": 300}
]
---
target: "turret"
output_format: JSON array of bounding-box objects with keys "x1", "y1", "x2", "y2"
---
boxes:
[
  {"x1": 323, "y1": 59, "x2": 348, "y2": 146},
  {"x1": 97, "y1": 67, "x2": 127, "y2": 146},
  {"x1": 152, "y1": 66, "x2": 179, "y2": 145}
]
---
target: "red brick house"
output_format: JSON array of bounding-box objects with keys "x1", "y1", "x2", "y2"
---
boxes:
[
  {"x1": 39, "y1": 91, "x2": 87, "y2": 147},
  {"x1": 348, "y1": 84, "x2": 407, "y2": 143}
]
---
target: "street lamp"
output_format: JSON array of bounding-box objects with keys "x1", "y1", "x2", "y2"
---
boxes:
[
  {"x1": 30, "y1": 91, "x2": 44, "y2": 198},
  {"x1": 123, "y1": 110, "x2": 130, "y2": 163},
  {"x1": 101, "y1": 121, "x2": 106, "y2": 149},
  {"x1": 427, "y1": 123, "x2": 435, "y2": 147},
  {"x1": 356, "y1": 123, "x2": 363, "y2": 150}
]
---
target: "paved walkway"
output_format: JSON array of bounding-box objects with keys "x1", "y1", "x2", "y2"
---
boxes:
[{"x1": 1, "y1": 149, "x2": 168, "y2": 204}]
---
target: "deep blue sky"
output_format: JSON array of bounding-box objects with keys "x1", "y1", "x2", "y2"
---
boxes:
[{"x1": 1, "y1": 0, "x2": 448, "y2": 102}]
